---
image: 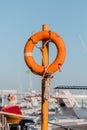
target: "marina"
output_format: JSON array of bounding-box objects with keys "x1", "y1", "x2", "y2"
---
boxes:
[{"x1": 0, "y1": 88, "x2": 87, "y2": 129}]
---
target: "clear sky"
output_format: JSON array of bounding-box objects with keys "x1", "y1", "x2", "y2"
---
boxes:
[{"x1": 0, "y1": 0, "x2": 87, "y2": 92}]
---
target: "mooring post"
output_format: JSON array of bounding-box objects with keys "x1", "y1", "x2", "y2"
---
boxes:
[{"x1": 41, "y1": 24, "x2": 49, "y2": 130}]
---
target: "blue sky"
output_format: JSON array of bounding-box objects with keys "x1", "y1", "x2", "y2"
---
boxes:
[{"x1": 0, "y1": 0, "x2": 87, "y2": 92}]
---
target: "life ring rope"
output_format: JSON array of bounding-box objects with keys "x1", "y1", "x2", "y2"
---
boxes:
[
  {"x1": 35, "y1": 39, "x2": 50, "y2": 49},
  {"x1": 35, "y1": 39, "x2": 51, "y2": 67},
  {"x1": 41, "y1": 65, "x2": 50, "y2": 80}
]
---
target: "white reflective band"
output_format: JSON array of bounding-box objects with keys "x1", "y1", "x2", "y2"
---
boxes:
[{"x1": 24, "y1": 52, "x2": 32, "y2": 56}]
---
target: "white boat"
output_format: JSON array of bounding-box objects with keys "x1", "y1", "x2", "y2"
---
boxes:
[{"x1": 53, "y1": 89, "x2": 87, "y2": 119}]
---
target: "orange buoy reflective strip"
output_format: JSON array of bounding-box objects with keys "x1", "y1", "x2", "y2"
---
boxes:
[{"x1": 24, "y1": 31, "x2": 66, "y2": 76}]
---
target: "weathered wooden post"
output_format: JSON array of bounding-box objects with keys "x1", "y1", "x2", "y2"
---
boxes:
[{"x1": 41, "y1": 24, "x2": 49, "y2": 130}]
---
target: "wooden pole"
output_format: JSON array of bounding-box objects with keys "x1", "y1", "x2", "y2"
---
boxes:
[{"x1": 41, "y1": 24, "x2": 49, "y2": 130}]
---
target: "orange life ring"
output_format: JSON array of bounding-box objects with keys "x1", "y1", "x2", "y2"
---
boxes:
[{"x1": 24, "y1": 31, "x2": 66, "y2": 76}]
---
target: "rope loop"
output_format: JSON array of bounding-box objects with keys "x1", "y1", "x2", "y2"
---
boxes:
[{"x1": 35, "y1": 39, "x2": 51, "y2": 51}]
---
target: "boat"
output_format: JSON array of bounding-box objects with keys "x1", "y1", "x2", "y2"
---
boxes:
[{"x1": 53, "y1": 86, "x2": 87, "y2": 119}]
